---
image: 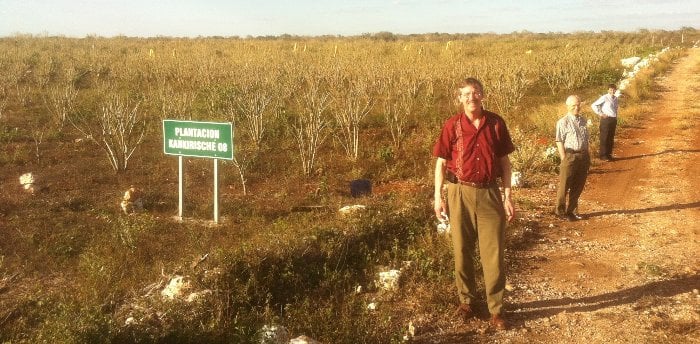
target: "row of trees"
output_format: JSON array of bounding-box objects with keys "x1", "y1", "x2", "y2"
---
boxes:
[{"x1": 0, "y1": 32, "x2": 681, "y2": 190}]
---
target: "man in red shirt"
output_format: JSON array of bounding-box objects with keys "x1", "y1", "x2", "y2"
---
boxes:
[{"x1": 432, "y1": 77, "x2": 515, "y2": 330}]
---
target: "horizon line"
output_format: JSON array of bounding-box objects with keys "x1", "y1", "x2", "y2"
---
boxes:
[{"x1": 1, "y1": 27, "x2": 697, "y2": 40}]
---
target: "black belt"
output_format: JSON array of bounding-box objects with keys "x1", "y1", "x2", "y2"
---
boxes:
[
  {"x1": 445, "y1": 171, "x2": 497, "y2": 189},
  {"x1": 565, "y1": 148, "x2": 584, "y2": 154}
]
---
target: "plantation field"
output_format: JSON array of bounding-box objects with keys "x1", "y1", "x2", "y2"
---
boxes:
[{"x1": 0, "y1": 30, "x2": 698, "y2": 343}]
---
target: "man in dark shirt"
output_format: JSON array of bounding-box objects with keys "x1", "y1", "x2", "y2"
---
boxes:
[{"x1": 432, "y1": 77, "x2": 515, "y2": 330}]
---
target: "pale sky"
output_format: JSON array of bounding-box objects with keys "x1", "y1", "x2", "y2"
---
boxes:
[{"x1": 0, "y1": 0, "x2": 697, "y2": 38}]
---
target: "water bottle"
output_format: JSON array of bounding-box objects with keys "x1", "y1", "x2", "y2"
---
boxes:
[{"x1": 437, "y1": 212, "x2": 450, "y2": 234}]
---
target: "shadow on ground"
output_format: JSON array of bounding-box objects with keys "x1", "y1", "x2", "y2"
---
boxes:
[
  {"x1": 585, "y1": 201, "x2": 700, "y2": 218},
  {"x1": 510, "y1": 274, "x2": 699, "y2": 323}
]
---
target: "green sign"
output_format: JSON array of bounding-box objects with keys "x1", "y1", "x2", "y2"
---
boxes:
[{"x1": 163, "y1": 120, "x2": 233, "y2": 160}]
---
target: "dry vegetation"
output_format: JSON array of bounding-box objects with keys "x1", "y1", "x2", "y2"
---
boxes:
[{"x1": 0, "y1": 30, "x2": 696, "y2": 343}]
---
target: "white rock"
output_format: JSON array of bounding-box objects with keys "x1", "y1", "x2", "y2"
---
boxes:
[
  {"x1": 289, "y1": 335, "x2": 321, "y2": 344},
  {"x1": 19, "y1": 172, "x2": 35, "y2": 185},
  {"x1": 367, "y1": 302, "x2": 377, "y2": 310},
  {"x1": 544, "y1": 146, "x2": 558, "y2": 159},
  {"x1": 377, "y1": 269, "x2": 401, "y2": 291},
  {"x1": 186, "y1": 289, "x2": 212, "y2": 302},
  {"x1": 620, "y1": 56, "x2": 641, "y2": 68},
  {"x1": 260, "y1": 324, "x2": 289, "y2": 344},
  {"x1": 161, "y1": 275, "x2": 190, "y2": 300},
  {"x1": 338, "y1": 204, "x2": 366, "y2": 214},
  {"x1": 121, "y1": 186, "x2": 144, "y2": 214},
  {"x1": 19, "y1": 172, "x2": 37, "y2": 193},
  {"x1": 511, "y1": 171, "x2": 523, "y2": 187},
  {"x1": 618, "y1": 79, "x2": 630, "y2": 91},
  {"x1": 407, "y1": 321, "x2": 416, "y2": 338}
]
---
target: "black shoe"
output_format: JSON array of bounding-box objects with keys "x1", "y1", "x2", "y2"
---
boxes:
[{"x1": 566, "y1": 213, "x2": 583, "y2": 221}]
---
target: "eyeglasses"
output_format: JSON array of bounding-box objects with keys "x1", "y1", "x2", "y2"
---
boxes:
[{"x1": 460, "y1": 91, "x2": 483, "y2": 99}]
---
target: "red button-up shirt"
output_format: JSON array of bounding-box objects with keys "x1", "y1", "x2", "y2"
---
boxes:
[{"x1": 432, "y1": 110, "x2": 515, "y2": 184}]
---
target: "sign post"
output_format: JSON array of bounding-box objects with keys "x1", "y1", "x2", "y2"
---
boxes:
[{"x1": 163, "y1": 120, "x2": 233, "y2": 223}]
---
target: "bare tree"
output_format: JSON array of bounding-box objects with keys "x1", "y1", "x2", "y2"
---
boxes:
[
  {"x1": 486, "y1": 67, "x2": 530, "y2": 114},
  {"x1": 291, "y1": 74, "x2": 332, "y2": 176},
  {"x1": 228, "y1": 73, "x2": 278, "y2": 148},
  {"x1": 220, "y1": 66, "x2": 284, "y2": 195},
  {"x1": 223, "y1": 96, "x2": 262, "y2": 196},
  {"x1": 35, "y1": 56, "x2": 59, "y2": 89},
  {"x1": 30, "y1": 125, "x2": 45, "y2": 164},
  {"x1": 158, "y1": 84, "x2": 195, "y2": 120},
  {"x1": 6, "y1": 61, "x2": 31, "y2": 105},
  {"x1": 69, "y1": 94, "x2": 147, "y2": 172},
  {"x1": 381, "y1": 72, "x2": 423, "y2": 150},
  {"x1": 43, "y1": 83, "x2": 77, "y2": 131},
  {"x1": 331, "y1": 76, "x2": 374, "y2": 161},
  {"x1": 540, "y1": 51, "x2": 604, "y2": 95}
]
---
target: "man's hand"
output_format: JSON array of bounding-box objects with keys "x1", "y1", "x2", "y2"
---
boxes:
[
  {"x1": 434, "y1": 196, "x2": 447, "y2": 220},
  {"x1": 504, "y1": 197, "x2": 515, "y2": 222},
  {"x1": 434, "y1": 158, "x2": 448, "y2": 220}
]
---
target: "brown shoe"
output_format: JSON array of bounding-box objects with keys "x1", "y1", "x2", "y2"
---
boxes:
[
  {"x1": 455, "y1": 303, "x2": 474, "y2": 321},
  {"x1": 490, "y1": 314, "x2": 507, "y2": 330}
]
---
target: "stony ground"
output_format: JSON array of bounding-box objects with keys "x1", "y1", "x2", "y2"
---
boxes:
[{"x1": 413, "y1": 48, "x2": 700, "y2": 343}]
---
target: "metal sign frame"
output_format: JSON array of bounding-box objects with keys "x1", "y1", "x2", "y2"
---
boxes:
[{"x1": 162, "y1": 119, "x2": 233, "y2": 223}]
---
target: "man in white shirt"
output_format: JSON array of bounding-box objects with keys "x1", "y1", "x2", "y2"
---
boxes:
[{"x1": 591, "y1": 84, "x2": 619, "y2": 161}]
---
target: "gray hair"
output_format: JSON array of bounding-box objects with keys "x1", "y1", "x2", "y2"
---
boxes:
[{"x1": 565, "y1": 95, "x2": 580, "y2": 106}]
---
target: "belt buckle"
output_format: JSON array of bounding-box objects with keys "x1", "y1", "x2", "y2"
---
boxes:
[
  {"x1": 446, "y1": 171, "x2": 493, "y2": 188},
  {"x1": 462, "y1": 180, "x2": 491, "y2": 188}
]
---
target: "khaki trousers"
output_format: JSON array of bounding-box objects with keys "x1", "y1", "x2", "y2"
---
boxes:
[
  {"x1": 555, "y1": 152, "x2": 590, "y2": 215},
  {"x1": 447, "y1": 183, "x2": 506, "y2": 315}
]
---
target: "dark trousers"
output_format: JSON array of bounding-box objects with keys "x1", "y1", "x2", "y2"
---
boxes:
[
  {"x1": 556, "y1": 152, "x2": 590, "y2": 215},
  {"x1": 599, "y1": 117, "x2": 617, "y2": 158}
]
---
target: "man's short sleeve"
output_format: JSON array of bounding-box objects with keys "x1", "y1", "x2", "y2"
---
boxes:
[
  {"x1": 433, "y1": 118, "x2": 455, "y2": 159},
  {"x1": 555, "y1": 118, "x2": 565, "y2": 142},
  {"x1": 495, "y1": 117, "x2": 515, "y2": 158}
]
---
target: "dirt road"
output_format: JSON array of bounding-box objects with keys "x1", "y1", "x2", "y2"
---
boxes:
[{"x1": 418, "y1": 48, "x2": 700, "y2": 343}]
